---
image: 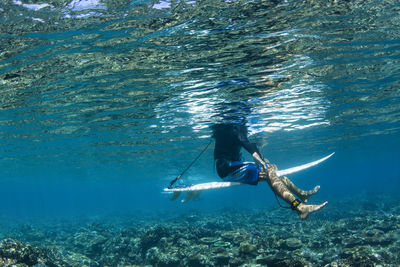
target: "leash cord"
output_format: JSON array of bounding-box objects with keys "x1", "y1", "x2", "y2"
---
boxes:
[
  {"x1": 273, "y1": 192, "x2": 292, "y2": 209},
  {"x1": 168, "y1": 139, "x2": 212, "y2": 188}
]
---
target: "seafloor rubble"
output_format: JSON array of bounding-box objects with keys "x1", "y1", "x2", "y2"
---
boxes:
[{"x1": 1, "y1": 196, "x2": 399, "y2": 267}]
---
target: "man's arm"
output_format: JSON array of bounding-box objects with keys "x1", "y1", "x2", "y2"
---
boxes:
[{"x1": 236, "y1": 125, "x2": 269, "y2": 167}]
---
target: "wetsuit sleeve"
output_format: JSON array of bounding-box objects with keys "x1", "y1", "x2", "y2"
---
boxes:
[{"x1": 236, "y1": 126, "x2": 261, "y2": 156}]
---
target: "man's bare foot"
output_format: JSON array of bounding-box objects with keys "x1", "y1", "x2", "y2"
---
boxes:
[
  {"x1": 300, "y1": 185, "x2": 320, "y2": 203},
  {"x1": 296, "y1": 201, "x2": 328, "y2": 220}
]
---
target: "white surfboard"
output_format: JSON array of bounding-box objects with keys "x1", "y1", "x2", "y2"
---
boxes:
[
  {"x1": 164, "y1": 152, "x2": 334, "y2": 202},
  {"x1": 275, "y1": 152, "x2": 335, "y2": 177}
]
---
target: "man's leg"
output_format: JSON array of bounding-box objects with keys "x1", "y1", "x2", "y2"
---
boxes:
[
  {"x1": 259, "y1": 165, "x2": 327, "y2": 220},
  {"x1": 280, "y1": 176, "x2": 320, "y2": 203}
]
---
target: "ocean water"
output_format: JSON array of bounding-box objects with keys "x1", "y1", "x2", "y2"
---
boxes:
[{"x1": 1, "y1": 0, "x2": 400, "y2": 266}]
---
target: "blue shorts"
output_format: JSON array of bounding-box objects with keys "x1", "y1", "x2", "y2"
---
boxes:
[{"x1": 222, "y1": 161, "x2": 260, "y2": 185}]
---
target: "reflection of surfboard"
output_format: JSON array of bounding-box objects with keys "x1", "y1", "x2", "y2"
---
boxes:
[{"x1": 164, "y1": 152, "x2": 334, "y2": 202}]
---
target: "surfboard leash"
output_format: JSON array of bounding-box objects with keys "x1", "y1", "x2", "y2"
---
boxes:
[
  {"x1": 274, "y1": 192, "x2": 291, "y2": 209},
  {"x1": 168, "y1": 139, "x2": 213, "y2": 189},
  {"x1": 273, "y1": 192, "x2": 302, "y2": 210}
]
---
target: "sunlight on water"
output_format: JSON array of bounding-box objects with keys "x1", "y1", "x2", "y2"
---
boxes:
[{"x1": 0, "y1": 0, "x2": 399, "y2": 169}]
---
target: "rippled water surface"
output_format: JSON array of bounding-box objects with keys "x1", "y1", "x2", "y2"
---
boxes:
[{"x1": 0, "y1": 0, "x2": 400, "y2": 217}]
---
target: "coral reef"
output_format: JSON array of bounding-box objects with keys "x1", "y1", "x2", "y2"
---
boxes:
[
  {"x1": 1, "y1": 198, "x2": 399, "y2": 266},
  {"x1": 0, "y1": 238, "x2": 97, "y2": 266}
]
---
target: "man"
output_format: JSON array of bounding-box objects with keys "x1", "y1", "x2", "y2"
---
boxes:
[{"x1": 212, "y1": 123, "x2": 327, "y2": 220}]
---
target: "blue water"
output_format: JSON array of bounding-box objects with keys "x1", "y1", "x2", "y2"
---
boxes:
[{"x1": 0, "y1": 0, "x2": 399, "y2": 223}]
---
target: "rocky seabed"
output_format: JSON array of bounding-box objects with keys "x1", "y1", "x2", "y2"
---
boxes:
[{"x1": 1, "y1": 200, "x2": 399, "y2": 267}]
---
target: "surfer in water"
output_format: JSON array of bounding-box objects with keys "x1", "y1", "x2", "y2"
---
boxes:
[{"x1": 212, "y1": 123, "x2": 328, "y2": 220}]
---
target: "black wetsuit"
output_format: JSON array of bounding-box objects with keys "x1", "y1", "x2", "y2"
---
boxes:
[{"x1": 212, "y1": 124, "x2": 261, "y2": 178}]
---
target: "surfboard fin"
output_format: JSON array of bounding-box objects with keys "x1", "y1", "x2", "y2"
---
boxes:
[
  {"x1": 182, "y1": 191, "x2": 202, "y2": 203},
  {"x1": 170, "y1": 192, "x2": 181, "y2": 201},
  {"x1": 168, "y1": 190, "x2": 202, "y2": 202}
]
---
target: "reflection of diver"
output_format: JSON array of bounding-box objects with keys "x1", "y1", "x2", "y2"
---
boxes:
[{"x1": 212, "y1": 123, "x2": 327, "y2": 220}]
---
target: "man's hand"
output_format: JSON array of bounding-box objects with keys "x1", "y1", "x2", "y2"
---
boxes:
[{"x1": 252, "y1": 152, "x2": 269, "y2": 169}]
